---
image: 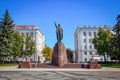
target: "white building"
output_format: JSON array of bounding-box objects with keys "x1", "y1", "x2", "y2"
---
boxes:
[
  {"x1": 74, "y1": 25, "x2": 111, "y2": 63},
  {"x1": 14, "y1": 25, "x2": 45, "y2": 63}
]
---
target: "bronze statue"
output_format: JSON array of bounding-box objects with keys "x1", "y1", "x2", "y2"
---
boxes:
[{"x1": 55, "y1": 22, "x2": 63, "y2": 42}]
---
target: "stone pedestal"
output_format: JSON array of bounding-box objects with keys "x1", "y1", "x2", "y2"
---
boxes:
[
  {"x1": 19, "y1": 61, "x2": 31, "y2": 68},
  {"x1": 52, "y1": 42, "x2": 68, "y2": 67},
  {"x1": 89, "y1": 61, "x2": 102, "y2": 69}
]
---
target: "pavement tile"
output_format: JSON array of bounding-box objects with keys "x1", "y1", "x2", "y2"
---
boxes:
[{"x1": 0, "y1": 67, "x2": 120, "y2": 80}]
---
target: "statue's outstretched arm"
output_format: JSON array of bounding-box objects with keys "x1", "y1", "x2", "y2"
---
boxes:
[{"x1": 55, "y1": 22, "x2": 57, "y2": 28}]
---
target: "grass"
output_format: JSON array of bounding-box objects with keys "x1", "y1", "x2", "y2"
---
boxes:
[
  {"x1": 0, "y1": 63, "x2": 18, "y2": 67},
  {"x1": 102, "y1": 63, "x2": 120, "y2": 68}
]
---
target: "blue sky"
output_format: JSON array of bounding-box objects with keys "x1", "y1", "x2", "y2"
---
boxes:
[{"x1": 0, "y1": 0, "x2": 120, "y2": 50}]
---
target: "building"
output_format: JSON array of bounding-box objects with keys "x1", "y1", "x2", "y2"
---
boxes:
[
  {"x1": 74, "y1": 25, "x2": 111, "y2": 63},
  {"x1": 13, "y1": 25, "x2": 45, "y2": 63}
]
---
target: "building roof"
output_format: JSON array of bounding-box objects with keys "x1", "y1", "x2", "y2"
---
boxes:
[
  {"x1": 74, "y1": 25, "x2": 111, "y2": 35},
  {"x1": 13, "y1": 24, "x2": 39, "y2": 30},
  {"x1": 13, "y1": 24, "x2": 44, "y2": 36},
  {"x1": 77, "y1": 25, "x2": 110, "y2": 29}
]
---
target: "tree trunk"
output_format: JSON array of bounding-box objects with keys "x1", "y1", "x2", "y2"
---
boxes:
[
  {"x1": 104, "y1": 54, "x2": 106, "y2": 62},
  {"x1": 2, "y1": 56, "x2": 5, "y2": 64},
  {"x1": 13, "y1": 56, "x2": 16, "y2": 63}
]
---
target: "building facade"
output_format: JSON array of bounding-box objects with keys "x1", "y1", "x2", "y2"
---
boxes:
[
  {"x1": 14, "y1": 25, "x2": 45, "y2": 63},
  {"x1": 74, "y1": 25, "x2": 111, "y2": 63}
]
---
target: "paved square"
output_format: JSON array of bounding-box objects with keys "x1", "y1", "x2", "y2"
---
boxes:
[{"x1": 0, "y1": 71, "x2": 120, "y2": 80}]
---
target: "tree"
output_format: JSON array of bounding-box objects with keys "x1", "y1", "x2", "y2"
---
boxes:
[
  {"x1": 22, "y1": 35, "x2": 36, "y2": 59},
  {"x1": 0, "y1": 9, "x2": 14, "y2": 62},
  {"x1": 42, "y1": 45, "x2": 53, "y2": 61},
  {"x1": 12, "y1": 30, "x2": 24, "y2": 62},
  {"x1": 66, "y1": 48, "x2": 74, "y2": 63},
  {"x1": 112, "y1": 15, "x2": 120, "y2": 60},
  {"x1": 93, "y1": 27, "x2": 112, "y2": 62}
]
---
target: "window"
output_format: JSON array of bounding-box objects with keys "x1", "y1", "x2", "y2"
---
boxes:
[
  {"x1": 89, "y1": 32, "x2": 91, "y2": 36},
  {"x1": 22, "y1": 33, "x2": 24, "y2": 36},
  {"x1": 83, "y1": 32, "x2": 86, "y2": 36},
  {"x1": 84, "y1": 51, "x2": 87, "y2": 55},
  {"x1": 94, "y1": 32, "x2": 97, "y2": 36},
  {"x1": 26, "y1": 33, "x2": 29, "y2": 37},
  {"x1": 89, "y1": 39, "x2": 92, "y2": 43},
  {"x1": 90, "y1": 58, "x2": 92, "y2": 61},
  {"x1": 31, "y1": 32, "x2": 33, "y2": 37},
  {"x1": 0, "y1": 26, "x2": 2, "y2": 30},
  {"x1": 84, "y1": 39, "x2": 86, "y2": 43},
  {"x1": 90, "y1": 52, "x2": 92, "y2": 55},
  {"x1": 100, "y1": 58, "x2": 103, "y2": 61},
  {"x1": 95, "y1": 52, "x2": 98, "y2": 55},
  {"x1": 84, "y1": 58, "x2": 87, "y2": 62},
  {"x1": 89, "y1": 45, "x2": 92, "y2": 49},
  {"x1": 84, "y1": 45, "x2": 87, "y2": 49},
  {"x1": 119, "y1": 32, "x2": 120, "y2": 34}
]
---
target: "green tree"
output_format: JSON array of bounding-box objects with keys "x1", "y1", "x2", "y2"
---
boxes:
[
  {"x1": 23, "y1": 35, "x2": 36, "y2": 59},
  {"x1": 112, "y1": 15, "x2": 120, "y2": 60},
  {"x1": 12, "y1": 30, "x2": 24, "y2": 62},
  {"x1": 42, "y1": 45, "x2": 52, "y2": 61},
  {"x1": 66, "y1": 48, "x2": 74, "y2": 63},
  {"x1": 0, "y1": 9, "x2": 14, "y2": 62},
  {"x1": 93, "y1": 27, "x2": 112, "y2": 62}
]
